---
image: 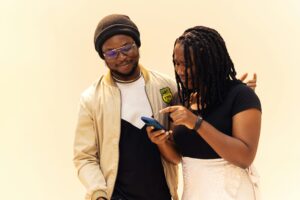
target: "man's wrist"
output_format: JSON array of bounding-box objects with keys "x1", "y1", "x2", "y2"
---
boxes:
[{"x1": 91, "y1": 190, "x2": 107, "y2": 200}]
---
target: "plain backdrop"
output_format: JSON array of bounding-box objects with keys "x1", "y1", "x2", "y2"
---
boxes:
[{"x1": 1, "y1": 0, "x2": 299, "y2": 199}]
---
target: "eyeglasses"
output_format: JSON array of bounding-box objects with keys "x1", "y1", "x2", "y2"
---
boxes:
[{"x1": 103, "y1": 43, "x2": 137, "y2": 59}]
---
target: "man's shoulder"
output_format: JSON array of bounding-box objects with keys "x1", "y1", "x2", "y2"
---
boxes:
[
  {"x1": 80, "y1": 76, "x2": 104, "y2": 102},
  {"x1": 147, "y1": 69, "x2": 176, "y2": 85}
]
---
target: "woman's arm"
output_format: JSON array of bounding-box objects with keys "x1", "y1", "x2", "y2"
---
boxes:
[
  {"x1": 196, "y1": 109, "x2": 261, "y2": 168},
  {"x1": 160, "y1": 106, "x2": 261, "y2": 168},
  {"x1": 146, "y1": 126, "x2": 181, "y2": 164}
]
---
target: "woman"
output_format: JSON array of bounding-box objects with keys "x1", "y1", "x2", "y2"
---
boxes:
[{"x1": 147, "y1": 26, "x2": 262, "y2": 200}]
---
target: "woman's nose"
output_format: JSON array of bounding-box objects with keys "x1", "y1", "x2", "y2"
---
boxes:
[{"x1": 176, "y1": 65, "x2": 185, "y2": 75}]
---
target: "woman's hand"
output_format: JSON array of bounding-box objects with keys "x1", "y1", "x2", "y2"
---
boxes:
[
  {"x1": 160, "y1": 105, "x2": 198, "y2": 129},
  {"x1": 146, "y1": 125, "x2": 181, "y2": 164},
  {"x1": 146, "y1": 126, "x2": 170, "y2": 145}
]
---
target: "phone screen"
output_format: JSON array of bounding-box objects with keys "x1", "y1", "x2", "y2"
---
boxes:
[{"x1": 141, "y1": 116, "x2": 165, "y2": 130}]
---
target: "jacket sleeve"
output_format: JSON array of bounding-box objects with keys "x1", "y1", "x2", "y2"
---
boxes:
[{"x1": 73, "y1": 97, "x2": 108, "y2": 200}]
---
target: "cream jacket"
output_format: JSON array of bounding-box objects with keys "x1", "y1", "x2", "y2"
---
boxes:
[{"x1": 73, "y1": 65, "x2": 178, "y2": 200}]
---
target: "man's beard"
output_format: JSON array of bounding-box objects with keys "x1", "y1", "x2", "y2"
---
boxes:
[{"x1": 111, "y1": 61, "x2": 139, "y2": 78}]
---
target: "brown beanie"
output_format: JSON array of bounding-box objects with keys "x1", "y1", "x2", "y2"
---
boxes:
[{"x1": 94, "y1": 14, "x2": 141, "y2": 59}]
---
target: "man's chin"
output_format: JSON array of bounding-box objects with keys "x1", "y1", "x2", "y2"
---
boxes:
[{"x1": 113, "y1": 63, "x2": 139, "y2": 78}]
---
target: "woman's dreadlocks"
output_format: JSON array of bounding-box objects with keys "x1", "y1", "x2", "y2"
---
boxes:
[{"x1": 173, "y1": 26, "x2": 240, "y2": 114}]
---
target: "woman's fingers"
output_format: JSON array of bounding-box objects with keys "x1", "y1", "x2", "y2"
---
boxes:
[{"x1": 146, "y1": 127, "x2": 170, "y2": 144}]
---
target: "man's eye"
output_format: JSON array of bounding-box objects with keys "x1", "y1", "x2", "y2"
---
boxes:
[
  {"x1": 122, "y1": 45, "x2": 132, "y2": 52},
  {"x1": 106, "y1": 50, "x2": 117, "y2": 57}
]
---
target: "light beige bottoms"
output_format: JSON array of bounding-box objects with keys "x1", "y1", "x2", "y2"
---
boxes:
[{"x1": 181, "y1": 157, "x2": 260, "y2": 200}]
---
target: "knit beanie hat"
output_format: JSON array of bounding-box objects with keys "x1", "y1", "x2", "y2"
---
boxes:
[{"x1": 94, "y1": 14, "x2": 141, "y2": 59}]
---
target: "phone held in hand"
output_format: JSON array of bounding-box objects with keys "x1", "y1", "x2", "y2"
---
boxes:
[{"x1": 141, "y1": 116, "x2": 166, "y2": 131}]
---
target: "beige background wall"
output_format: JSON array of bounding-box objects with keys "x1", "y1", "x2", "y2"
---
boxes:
[{"x1": 1, "y1": 0, "x2": 299, "y2": 199}]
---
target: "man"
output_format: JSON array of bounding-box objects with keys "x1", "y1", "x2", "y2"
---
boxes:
[{"x1": 73, "y1": 14, "x2": 178, "y2": 200}]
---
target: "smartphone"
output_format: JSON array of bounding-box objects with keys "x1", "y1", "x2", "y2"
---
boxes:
[{"x1": 141, "y1": 116, "x2": 166, "y2": 131}]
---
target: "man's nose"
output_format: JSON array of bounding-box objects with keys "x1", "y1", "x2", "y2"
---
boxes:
[{"x1": 116, "y1": 51, "x2": 127, "y2": 61}]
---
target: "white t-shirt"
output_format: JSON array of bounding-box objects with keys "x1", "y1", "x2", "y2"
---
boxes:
[{"x1": 116, "y1": 76, "x2": 153, "y2": 129}]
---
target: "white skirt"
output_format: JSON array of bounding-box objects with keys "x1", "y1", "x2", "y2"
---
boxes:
[{"x1": 181, "y1": 157, "x2": 260, "y2": 200}]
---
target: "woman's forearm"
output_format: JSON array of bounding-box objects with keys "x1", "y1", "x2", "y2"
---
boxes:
[
  {"x1": 197, "y1": 122, "x2": 251, "y2": 168},
  {"x1": 157, "y1": 140, "x2": 181, "y2": 164}
]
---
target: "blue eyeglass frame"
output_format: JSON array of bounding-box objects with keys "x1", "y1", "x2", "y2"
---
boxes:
[{"x1": 103, "y1": 43, "x2": 136, "y2": 59}]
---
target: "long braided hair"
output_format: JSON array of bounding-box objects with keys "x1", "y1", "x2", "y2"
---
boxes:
[{"x1": 173, "y1": 26, "x2": 240, "y2": 114}]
